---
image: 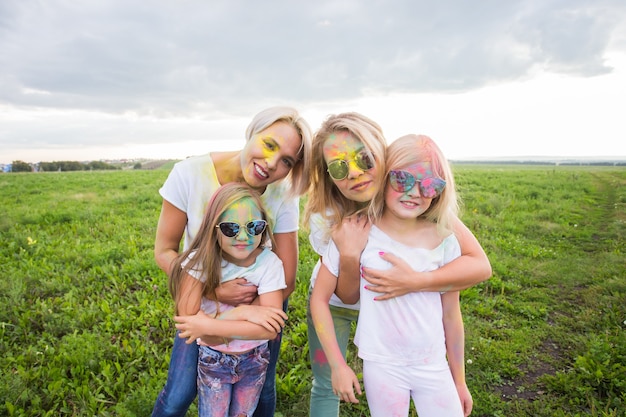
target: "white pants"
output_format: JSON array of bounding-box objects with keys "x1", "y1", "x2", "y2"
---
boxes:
[{"x1": 363, "y1": 359, "x2": 464, "y2": 417}]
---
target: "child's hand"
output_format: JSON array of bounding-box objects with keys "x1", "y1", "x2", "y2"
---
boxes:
[
  {"x1": 222, "y1": 305, "x2": 288, "y2": 333},
  {"x1": 174, "y1": 311, "x2": 210, "y2": 344},
  {"x1": 331, "y1": 364, "x2": 362, "y2": 404}
]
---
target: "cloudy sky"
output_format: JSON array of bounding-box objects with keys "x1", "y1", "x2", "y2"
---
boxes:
[{"x1": 2, "y1": 0, "x2": 625, "y2": 164}]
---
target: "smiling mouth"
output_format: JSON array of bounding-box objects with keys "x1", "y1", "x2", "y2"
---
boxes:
[
  {"x1": 400, "y1": 200, "x2": 419, "y2": 208},
  {"x1": 254, "y1": 163, "x2": 269, "y2": 179}
]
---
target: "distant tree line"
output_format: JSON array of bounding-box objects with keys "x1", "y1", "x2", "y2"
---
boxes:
[
  {"x1": 7, "y1": 160, "x2": 120, "y2": 172},
  {"x1": 452, "y1": 160, "x2": 626, "y2": 167}
]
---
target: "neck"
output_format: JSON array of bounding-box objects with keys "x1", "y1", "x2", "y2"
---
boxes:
[
  {"x1": 212, "y1": 151, "x2": 244, "y2": 184},
  {"x1": 378, "y1": 211, "x2": 413, "y2": 233}
]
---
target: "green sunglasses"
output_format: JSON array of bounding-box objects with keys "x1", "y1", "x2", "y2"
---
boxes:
[{"x1": 327, "y1": 150, "x2": 375, "y2": 180}]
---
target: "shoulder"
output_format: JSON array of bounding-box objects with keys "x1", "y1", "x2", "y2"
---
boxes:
[
  {"x1": 258, "y1": 247, "x2": 283, "y2": 265},
  {"x1": 174, "y1": 153, "x2": 214, "y2": 171},
  {"x1": 264, "y1": 179, "x2": 294, "y2": 200}
]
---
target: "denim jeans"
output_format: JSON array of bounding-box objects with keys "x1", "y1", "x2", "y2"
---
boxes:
[
  {"x1": 151, "y1": 332, "x2": 199, "y2": 417},
  {"x1": 307, "y1": 294, "x2": 359, "y2": 417},
  {"x1": 252, "y1": 299, "x2": 288, "y2": 417},
  {"x1": 152, "y1": 299, "x2": 287, "y2": 417},
  {"x1": 197, "y1": 343, "x2": 270, "y2": 417}
]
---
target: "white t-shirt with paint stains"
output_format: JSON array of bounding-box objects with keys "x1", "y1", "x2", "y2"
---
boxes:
[{"x1": 323, "y1": 225, "x2": 461, "y2": 366}]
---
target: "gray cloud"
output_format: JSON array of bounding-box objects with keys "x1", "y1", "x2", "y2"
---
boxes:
[{"x1": 1, "y1": 0, "x2": 624, "y2": 118}]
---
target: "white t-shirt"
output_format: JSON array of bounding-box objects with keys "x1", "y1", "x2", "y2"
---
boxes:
[
  {"x1": 186, "y1": 247, "x2": 286, "y2": 353},
  {"x1": 308, "y1": 212, "x2": 360, "y2": 310},
  {"x1": 323, "y1": 225, "x2": 461, "y2": 366},
  {"x1": 159, "y1": 153, "x2": 299, "y2": 251}
]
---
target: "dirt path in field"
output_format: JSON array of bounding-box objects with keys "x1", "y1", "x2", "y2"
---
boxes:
[{"x1": 495, "y1": 170, "x2": 625, "y2": 403}]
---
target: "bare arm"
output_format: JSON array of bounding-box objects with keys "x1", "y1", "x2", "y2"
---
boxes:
[
  {"x1": 272, "y1": 231, "x2": 298, "y2": 299},
  {"x1": 174, "y1": 272, "x2": 224, "y2": 346},
  {"x1": 442, "y1": 291, "x2": 473, "y2": 416},
  {"x1": 154, "y1": 200, "x2": 186, "y2": 276},
  {"x1": 310, "y1": 264, "x2": 362, "y2": 403},
  {"x1": 362, "y1": 216, "x2": 491, "y2": 299},
  {"x1": 175, "y1": 289, "x2": 285, "y2": 343},
  {"x1": 332, "y1": 215, "x2": 370, "y2": 305}
]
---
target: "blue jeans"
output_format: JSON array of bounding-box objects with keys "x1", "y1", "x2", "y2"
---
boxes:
[
  {"x1": 197, "y1": 343, "x2": 270, "y2": 417},
  {"x1": 307, "y1": 294, "x2": 359, "y2": 417},
  {"x1": 252, "y1": 299, "x2": 288, "y2": 417},
  {"x1": 151, "y1": 332, "x2": 198, "y2": 417},
  {"x1": 152, "y1": 300, "x2": 287, "y2": 417}
]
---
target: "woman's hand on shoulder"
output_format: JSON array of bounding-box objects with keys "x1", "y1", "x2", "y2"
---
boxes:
[{"x1": 331, "y1": 213, "x2": 371, "y2": 258}]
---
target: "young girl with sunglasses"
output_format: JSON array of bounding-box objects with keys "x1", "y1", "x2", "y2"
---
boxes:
[
  {"x1": 311, "y1": 134, "x2": 475, "y2": 417},
  {"x1": 170, "y1": 183, "x2": 287, "y2": 417},
  {"x1": 305, "y1": 115, "x2": 490, "y2": 417}
]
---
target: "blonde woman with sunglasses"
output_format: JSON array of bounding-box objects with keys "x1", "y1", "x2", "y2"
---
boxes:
[
  {"x1": 170, "y1": 183, "x2": 287, "y2": 417},
  {"x1": 305, "y1": 116, "x2": 490, "y2": 417}
]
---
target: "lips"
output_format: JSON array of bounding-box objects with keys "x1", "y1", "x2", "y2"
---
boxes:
[
  {"x1": 350, "y1": 180, "x2": 372, "y2": 191},
  {"x1": 254, "y1": 163, "x2": 269, "y2": 179},
  {"x1": 400, "y1": 200, "x2": 419, "y2": 208}
]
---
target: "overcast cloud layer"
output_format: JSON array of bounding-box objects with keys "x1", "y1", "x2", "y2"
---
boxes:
[{"x1": 1, "y1": 0, "x2": 626, "y2": 161}]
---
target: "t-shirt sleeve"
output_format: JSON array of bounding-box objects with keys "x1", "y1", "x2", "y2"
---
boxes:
[
  {"x1": 443, "y1": 234, "x2": 462, "y2": 264},
  {"x1": 256, "y1": 251, "x2": 287, "y2": 295},
  {"x1": 180, "y1": 251, "x2": 206, "y2": 282},
  {"x1": 308, "y1": 213, "x2": 331, "y2": 256},
  {"x1": 321, "y1": 238, "x2": 340, "y2": 277},
  {"x1": 159, "y1": 161, "x2": 189, "y2": 212}
]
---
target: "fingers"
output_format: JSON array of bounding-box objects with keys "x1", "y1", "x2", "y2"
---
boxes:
[{"x1": 336, "y1": 390, "x2": 359, "y2": 404}]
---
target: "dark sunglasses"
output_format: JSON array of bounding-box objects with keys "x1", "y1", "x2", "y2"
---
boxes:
[
  {"x1": 389, "y1": 170, "x2": 446, "y2": 198},
  {"x1": 216, "y1": 220, "x2": 267, "y2": 238},
  {"x1": 327, "y1": 150, "x2": 375, "y2": 180}
]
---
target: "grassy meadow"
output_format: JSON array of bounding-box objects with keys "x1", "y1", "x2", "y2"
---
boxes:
[{"x1": 0, "y1": 165, "x2": 624, "y2": 417}]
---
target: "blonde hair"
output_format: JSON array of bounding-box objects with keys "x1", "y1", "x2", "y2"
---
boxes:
[
  {"x1": 246, "y1": 106, "x2": 313, "y2": 197},
  {"x1": 304, "y1": 112, "x2": 387, "y2": 228},
  {"x1": 372, "y1": 134, "x2": 458, "y2": 233},
  {"x1": 168, "y1": 183, "x2": 275, "y2": 314}
]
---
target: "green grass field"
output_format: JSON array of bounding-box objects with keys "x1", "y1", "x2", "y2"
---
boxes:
[{"x1": 0, "y1": 165, "x2": 624, "y2": 417}]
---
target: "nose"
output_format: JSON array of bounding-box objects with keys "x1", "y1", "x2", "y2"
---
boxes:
[
  {"x1": 346, "y1": 160, "x2": 364, "y2": 179},
  {"x1": 266, "y1": 153, "x2": 280, "y2": 170},
  {"x1": 405, "y1": 183, "x2": 420, "y2": 197},
  {"x1": 235, "y1": 227, "x2": 248, "y2": 240}
]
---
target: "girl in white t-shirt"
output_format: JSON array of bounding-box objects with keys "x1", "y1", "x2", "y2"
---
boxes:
[
  {"x1": 311, "y1": 134, "x2": 476, "y2": 417},
  {"x1": 171, "y1": 183, "x2": 287, "y2": 417}
]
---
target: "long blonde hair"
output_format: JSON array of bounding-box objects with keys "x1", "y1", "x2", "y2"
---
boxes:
[
  {"x1": 372, "y1": 134, "x2": 458, "y2": 233},
  {"x1": 304, "y1": 112, "x2": 387, "y2": 228},
  {"x1": 168, "y1": 183, "x2": 274, "y2": 314}
]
